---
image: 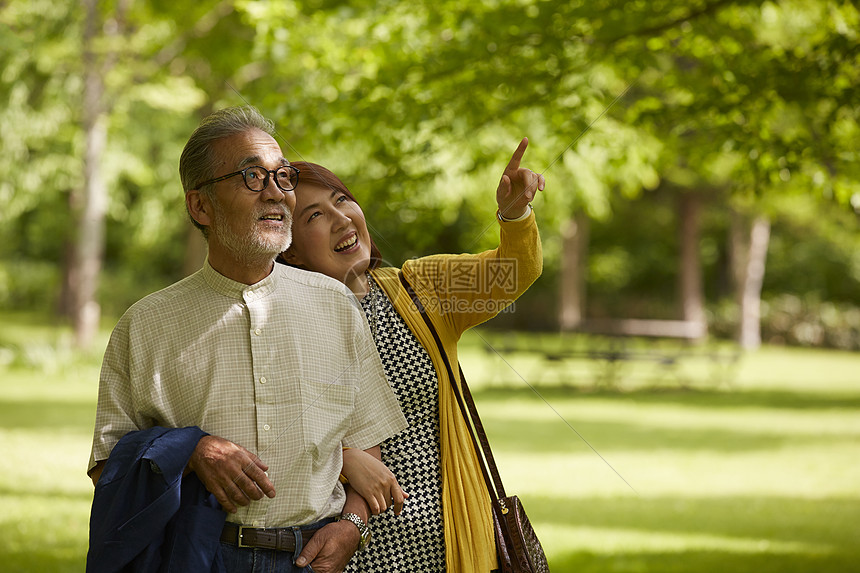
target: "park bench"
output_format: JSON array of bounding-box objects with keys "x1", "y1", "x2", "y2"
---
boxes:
[{"x1": 482, "y1": 320, "x2": 742, "y2": 389}]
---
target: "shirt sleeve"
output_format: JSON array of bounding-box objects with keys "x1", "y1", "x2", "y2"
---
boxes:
[
  {"x1": 341, "y1": 310, "x2": 407, "y2": 450},
  {"x1": 88, "y1": 314, "x2": 142, "y2": 473}
]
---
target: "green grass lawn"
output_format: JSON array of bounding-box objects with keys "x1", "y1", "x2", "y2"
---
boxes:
[
  {"x1": 1, "y1": 312, "x2": 859, "y2": 572},
  {"x1": 461, "y1": 331, "x2": 860, "y2": 572}
]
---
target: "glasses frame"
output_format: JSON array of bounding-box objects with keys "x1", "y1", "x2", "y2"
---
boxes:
[{"x1": 196, "y1": 165, "x2": 300, "y2": 193}]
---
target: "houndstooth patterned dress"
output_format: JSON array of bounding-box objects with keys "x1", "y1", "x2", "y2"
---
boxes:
[{"x1": 344, "y1": 276, "x2": 447, "y2": 572}]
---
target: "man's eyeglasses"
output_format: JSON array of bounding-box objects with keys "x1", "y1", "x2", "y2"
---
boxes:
[{"x1": 196, "y1": 165, "x2": 300, "y2": 193}]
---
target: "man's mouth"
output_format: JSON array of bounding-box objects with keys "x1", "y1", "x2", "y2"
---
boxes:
[
  {"x1": 259, "y1": 213, "x2": 285, "y2": 222},
  {"x1": 334, "y1": 233, "x2": 358, "y2": 252}
]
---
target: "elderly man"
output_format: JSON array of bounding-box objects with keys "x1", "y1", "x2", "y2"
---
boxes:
[{"x1": 87, "y1": 106, "x2": 406, "y2": 573}]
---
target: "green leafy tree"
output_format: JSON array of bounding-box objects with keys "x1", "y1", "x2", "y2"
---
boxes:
[
  {"x1": 610, "y1": 0, "x2": 859, "y2": 346},
  {"x1": 0, "y1": 1, "x2": 251, "y2": 345},
  {"x1": 2, "y1": 0, "x2": 856, "y2": 350}
]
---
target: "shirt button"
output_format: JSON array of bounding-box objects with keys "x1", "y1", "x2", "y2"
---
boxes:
[
  {"x1": 254, "y1": 328, "x2": 262, "y2": 336},
  {"x1": 260, "y1": 376, "x2": 267, "y2": 384},
  {"x1": 263, "y1": 424, "x2": 271, "y2": 431}
]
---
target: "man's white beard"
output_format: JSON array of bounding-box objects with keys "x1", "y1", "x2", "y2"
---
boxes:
[{"x1": 212, "y1": 200, "x2": 293, "y2": 263}]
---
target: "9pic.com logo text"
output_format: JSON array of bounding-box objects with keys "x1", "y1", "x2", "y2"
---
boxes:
[{"x1": 421, "y1": 296, "x2": 517, "y2": 315}]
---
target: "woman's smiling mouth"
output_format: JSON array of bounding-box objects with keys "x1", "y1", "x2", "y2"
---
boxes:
[{"x1": 335, "y1": 233, "x2": 358, "y2": 252}]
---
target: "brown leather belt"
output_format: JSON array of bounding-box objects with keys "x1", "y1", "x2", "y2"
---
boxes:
[{"x1": 220, "y1": 523, "x2": 318, "y2": 552}]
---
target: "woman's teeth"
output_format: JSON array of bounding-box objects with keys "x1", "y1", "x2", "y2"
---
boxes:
[{"x1": 334, "y1": 235, "x2": 357, "y2": 252}]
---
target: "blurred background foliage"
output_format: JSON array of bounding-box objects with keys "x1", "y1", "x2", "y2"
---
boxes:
[{"x1": 1, "y1": 0, "x2": 858, "y2": 349}]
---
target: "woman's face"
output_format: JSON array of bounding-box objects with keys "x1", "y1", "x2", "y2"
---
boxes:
[{"x1": 286, "y1": 182, "x2": 373, "y2": 292}]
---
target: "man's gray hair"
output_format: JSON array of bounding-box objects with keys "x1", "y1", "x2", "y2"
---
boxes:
[{"x1": 179, "y1": 105, "x2": 276, "y2": 234}]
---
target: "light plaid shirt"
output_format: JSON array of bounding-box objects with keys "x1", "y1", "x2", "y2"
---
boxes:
[{"x1": 89, "y1": 260, "x2": 407, "y2": 527}]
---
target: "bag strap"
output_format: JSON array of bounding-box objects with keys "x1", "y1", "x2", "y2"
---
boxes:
[
  {"x1": 457, "y1": 362, "x2": 508, "y2": 500},
  {"x1": 398, "y1": 271, "x2": 508, "y2": 501}
]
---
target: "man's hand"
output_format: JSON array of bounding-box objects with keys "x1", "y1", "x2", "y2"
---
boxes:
[
  {"x1": 89, "y1": 460, "x2": 106, "y2": 486},
  {"x1": 187, "y1": 435, "x2": 276, "y2": 513},
  {"x1": 294, "y1": 520, "x2": 360, "y2": 573},
  {"x1": 496, "y1": 137, "x2": 545, "y2": 220}
]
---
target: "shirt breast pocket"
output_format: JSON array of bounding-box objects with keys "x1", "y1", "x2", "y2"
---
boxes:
[{"x1": 300, "y1": 380, "x2": 356, "y2": 465}]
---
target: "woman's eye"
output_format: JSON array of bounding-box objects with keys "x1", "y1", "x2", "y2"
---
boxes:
[
  {"x1": 336, "y1": 195, "x2": 348, "y2": 203},
  {"x1": 307, "y1": 211, "x2": 321, "y2": 222}
]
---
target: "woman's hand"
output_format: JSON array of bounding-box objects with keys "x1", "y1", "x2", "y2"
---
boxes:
[
  {"x1": 496, "y1": 137, "x2": 545, "y2": 220},
  {"x1": 342, "y1": 447, "x2": 408, "y2": 515}
]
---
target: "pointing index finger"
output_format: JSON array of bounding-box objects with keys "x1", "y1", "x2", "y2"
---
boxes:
[{"x1": 506, "y1": 137, "x2": 529, "y2": 172}]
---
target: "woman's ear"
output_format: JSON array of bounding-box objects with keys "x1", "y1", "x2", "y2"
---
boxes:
[{"x1": 186, "y1": 189, "x2": 213, "y2": 228}]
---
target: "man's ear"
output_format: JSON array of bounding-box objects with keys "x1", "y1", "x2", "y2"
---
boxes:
[
  {"x1": 186, "y1": 189, "x2": 213, "y2": 228},
  {"x1": 278, "y1": 249, "x2": 302, "y2": 267}
]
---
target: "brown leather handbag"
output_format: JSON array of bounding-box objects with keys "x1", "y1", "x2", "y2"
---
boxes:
[{"x1": 400, "y1": 273, "x2": 550, "y2": 573}]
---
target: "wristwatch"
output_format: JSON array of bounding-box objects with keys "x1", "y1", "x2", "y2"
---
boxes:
[{"x1": 338, "y1": 512, "x2": 371, "y2": 551}]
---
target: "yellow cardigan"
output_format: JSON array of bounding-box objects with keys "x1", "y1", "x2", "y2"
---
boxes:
[{"x1": 369, "y1": 211, "x2": 542, "y2": 573}]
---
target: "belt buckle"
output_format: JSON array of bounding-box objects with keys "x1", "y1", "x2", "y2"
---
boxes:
[{"x1": 237, "y1": 526, "x2": 253, "y2": 548}]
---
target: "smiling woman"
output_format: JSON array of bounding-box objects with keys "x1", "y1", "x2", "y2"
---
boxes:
[{"x1": 277, "y1": 143, "x2": 545, "y2": 573}]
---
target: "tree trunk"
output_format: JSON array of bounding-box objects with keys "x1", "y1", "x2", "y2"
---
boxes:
[
  {"x1": 731, "y1": 210, "x2": 771, "y2": 349},
  {"x1": 559, "y1": 211, "x2": 589, "y2": 331},
  {"x1": 67, "y1": 0, "x2": 130, "y2": 347},
  {"x1": 678, "y1": 192, "x2": 707, "y2": 339},
  {"x1": 71, "y1": 0, "x2": 108, "y2": 349}
]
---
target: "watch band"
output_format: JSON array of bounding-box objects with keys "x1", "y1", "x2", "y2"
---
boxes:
[{"x1": 339, "y1": 512, "x2": 371, "y2": 551}]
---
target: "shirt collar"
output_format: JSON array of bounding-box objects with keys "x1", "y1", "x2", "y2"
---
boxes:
[{"x1": 202, "y1": 258, "x2": 279, "y2": 302}]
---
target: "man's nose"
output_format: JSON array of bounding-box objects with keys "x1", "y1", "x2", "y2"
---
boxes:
[{"x1": 260, "y1": 180, "x2": 291, "y2": 202}]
